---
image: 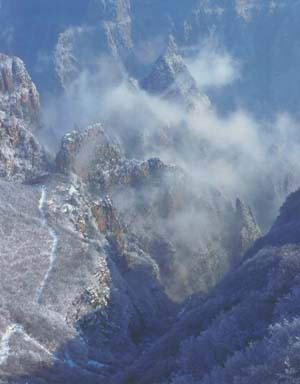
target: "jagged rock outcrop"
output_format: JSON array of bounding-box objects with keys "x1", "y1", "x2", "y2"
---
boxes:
[
  {"x1": 56, "y1": 123, "x2": 169, "y2": 194},
  {"x1": 0, "y1": 53, "x2": 49, "y2": 181},
  {"x1": 55, "y1": 124, "x2": 177, "y2": 290},
  {"x1": 56, "y1": 123, "x2": 111, "y2": 175},
  {"x1": 0, "y1": 53, "x2": 40, "y2": 124},
  {"x1": 140, "y1": 37, "x2": 208, "y2": 108},
  {"x1": 56, "y1": 124, "x2": 243, "y2": 302}
]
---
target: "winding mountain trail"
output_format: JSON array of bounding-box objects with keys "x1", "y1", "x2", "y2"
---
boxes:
[{"x1": 36, "y1": 187, "x2": 59, "y2": 304}]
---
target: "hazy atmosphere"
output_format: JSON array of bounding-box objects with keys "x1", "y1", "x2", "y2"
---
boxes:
[{"x1": 0, "y1": 1, "x2": 300, "y2": 383}]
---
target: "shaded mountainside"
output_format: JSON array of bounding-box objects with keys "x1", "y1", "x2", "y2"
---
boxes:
[{"x1": 114, "y1": 189, "x2": 300, "y2": 384}]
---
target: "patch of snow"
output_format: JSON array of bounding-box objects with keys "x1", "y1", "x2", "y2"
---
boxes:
[{"x1": 37, "y1": 187, "x2": 59, "y2": 303}]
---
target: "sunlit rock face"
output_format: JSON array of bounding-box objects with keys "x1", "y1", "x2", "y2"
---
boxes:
[
  {"x1": 55, "y1": 123, "x2": 168, "y2": 193},
  {"x1": 0, "y1": 53, "x2": 40, "y2": 124},
  {"x1": 0, "y1": 53, "x2": 49, "y2": 181}
]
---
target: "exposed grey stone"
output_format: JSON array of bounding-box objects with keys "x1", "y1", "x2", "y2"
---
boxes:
[{"x1": 0, "y1": 53, "x2": 49, "y2": 181}]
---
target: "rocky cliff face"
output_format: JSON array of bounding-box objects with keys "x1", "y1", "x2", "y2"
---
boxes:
[
  {"x1": 0, "y1": 53, "x2": 49, "y2": 181},
  {"x1": 55, "y1": 121, "x2": 254, "y2": 301},
  {"x1": 0, "y1": 53, "x2": 40, "y2": 124}
]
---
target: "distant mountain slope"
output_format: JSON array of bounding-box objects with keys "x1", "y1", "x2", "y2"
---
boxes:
[{"x1": 1, "y1": 0, "x2": 300, "y2": 115}]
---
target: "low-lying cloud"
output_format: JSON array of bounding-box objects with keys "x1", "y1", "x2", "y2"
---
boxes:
[
  {"x1": 186, "y1": 41, "x2": 240, "y2": 90},
  {"x1": 42, "y1": 43, "x2": 300, "y2": 233}
]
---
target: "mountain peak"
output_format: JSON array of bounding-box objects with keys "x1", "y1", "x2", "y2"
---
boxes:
[{"x1": 140, "y1": 35, "x2": 207, "y2": 108}]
